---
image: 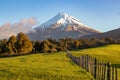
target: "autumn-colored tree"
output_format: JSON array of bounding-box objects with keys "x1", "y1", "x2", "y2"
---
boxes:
[
  {"x1": 6, "y1": 35, "x2": 17, "y2": 54},
  {"x1": 40, "y1": 41, "x2": 50, "y2": 53},
  {"x1": 16, "y1": 32, "x2": 33, "y2": 54},
  {"x1": 74, "y1": 40, "x2": 79, "y2": 49}
]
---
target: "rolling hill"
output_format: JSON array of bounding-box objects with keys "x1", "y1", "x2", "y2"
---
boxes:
[
  {"x1": 70, "y1": 44, "x2": 120, "y2": 79},
  {"x1": 82, "y1": 28, "x2": 120, "y2": 40}
]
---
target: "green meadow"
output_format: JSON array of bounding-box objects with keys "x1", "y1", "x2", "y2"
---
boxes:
[
  {"x1": 0, "y1": 44, "x2": 119, "y2": 80},
  {"x1": 0, "y1": 52, "x2": 93, "y2": 80},
  {"x1": 70, "y1": 44, "x2": 120, "y2": 80}
]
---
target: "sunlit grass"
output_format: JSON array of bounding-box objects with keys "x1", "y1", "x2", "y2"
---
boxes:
[
  {"x1": 70, "y1": 44, "x2": 120, "y2": 79},
  {"x1": 0, "y1": 52, "x2": 93, "y2": 80},
  {"x1": 71, "y1": 44, "x2": 120, "y2": 64}
]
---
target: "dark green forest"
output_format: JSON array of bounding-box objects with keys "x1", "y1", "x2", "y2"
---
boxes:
[{"x1": 0, "y1": 32, "x2": 120, "y2": 57}]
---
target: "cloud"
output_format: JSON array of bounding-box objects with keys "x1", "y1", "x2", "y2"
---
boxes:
[
  {"x1": 21, "y1": 19, "x2": 27, "y2": 24},
  {"x1": 28, "y1": 17, "x2": 37, "y2": 25},
  {"x1": 4, "y1": 22, "x2": 11, "y2": 26},
  {"x1": 0, "y1": 17, "x2": 37, "y2": 39},
  {"x1": 20, "y1": 17, "x2": 37, "y2": 25}
]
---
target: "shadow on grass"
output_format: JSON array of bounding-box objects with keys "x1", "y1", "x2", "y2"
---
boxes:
[{"x1": 112, "y1": 64, "x2": 120, "y2": 68}]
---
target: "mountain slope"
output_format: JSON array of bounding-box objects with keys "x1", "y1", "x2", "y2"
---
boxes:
[
  {"x1": 82, "y1": 28, "x2": 120, "y2": 40},
  {"x1": 28, "y1": 13, "x2": 100, "y2": 40}
]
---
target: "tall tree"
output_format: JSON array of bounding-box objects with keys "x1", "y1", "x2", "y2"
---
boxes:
[
  {"x1": 16, "y1": 32, "x2": 33, "y2": 54},
  {"x1": 4, "y1": 35, "x2": 17, "y2": 54}
]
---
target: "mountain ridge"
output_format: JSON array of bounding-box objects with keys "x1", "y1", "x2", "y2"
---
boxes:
[{"x1": 81, "y1": 28, "x2": 120, "y2": 40}]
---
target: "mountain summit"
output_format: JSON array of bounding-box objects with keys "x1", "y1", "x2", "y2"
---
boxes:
[
  {"x1": 28, "y1": 13, "x2": 100, "y2": 40},
  {"x1": 35, "y1": 13, "x2": 92, "y2": 30},
  {"x1": 39, "y1": 12, "x2": 83, "y2": 28}
]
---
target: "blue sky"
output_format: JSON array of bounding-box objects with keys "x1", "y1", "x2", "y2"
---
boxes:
[{"x1": 0, "y1": 0, "x2": 120, "y2": 32}]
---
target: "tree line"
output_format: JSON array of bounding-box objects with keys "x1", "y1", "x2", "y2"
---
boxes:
[
  {"x1": 0, "y1": 32, "x2": 120, "y2": 57},
  {"x1": 0, "y1": 32, "x2": 32, "y2": 57}
]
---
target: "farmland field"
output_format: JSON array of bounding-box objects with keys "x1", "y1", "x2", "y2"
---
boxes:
[
  {"x1": 70, "y1": 44, "x2": 120, "y2": 80},
  {"x1": 0, "y1": 52, "x2": 93, "y2": 80}
]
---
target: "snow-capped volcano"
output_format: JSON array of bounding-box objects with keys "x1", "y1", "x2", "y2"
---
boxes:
[
  {"x1": 40, "y1": 13, "x2": 83, "y2": 28},
  {"x1": 35, "y1": 13, "x2": 90, "y2": 30},
  {"x1": 28, "y1": 13, "x2": 100, "y2": 40}
]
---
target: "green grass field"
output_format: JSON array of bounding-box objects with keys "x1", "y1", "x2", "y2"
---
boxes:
[
  {"x1": 71, "y1": 44, "x2": 120, "y2": 65},
  {"x1": 0, "y1": 52, "x2": 93, "y2": 80},
  {"x1": 70, "y1": 44, "x2": 120, "y2": 79}
]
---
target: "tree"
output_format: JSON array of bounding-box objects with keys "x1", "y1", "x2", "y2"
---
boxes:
[
  {"x1": 78, "y1": 40, "x2": 83, "y2": 49},
  {"x1": 7, "y1": 35, "x2": 17, "y2": 54},
  {"x1": 40, "y1": 41, "x2": 50, "y2": 53},
  {"x1": 74, "y1": 40, "x2": 79, "y2": 49},
  {"x1": 34, "y1": 41, "x2": 41, "y2": 52},
  {"x1": 0, "y1": 39, "x2": 8, "y2": 54},
  {"x1": 5, "y1": 42, "x2": 14, "y2": 54},
  {"x1": 16, "y1": 32, "x2": 33, "y2": 54},
  {"x1": 105, "y1": 37, "x2": 113, "y2": 44}
]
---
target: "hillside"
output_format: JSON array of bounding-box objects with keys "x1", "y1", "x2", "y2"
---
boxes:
[
  {"x1": 0, "y1": 52, "x2": 93, "y2": 80},
  {"x1": 82, "y1": 28, "x2": 120, "y2": 40},
  {"x1": 70, "y1": 44, "x2": 120, "y2": 79},
  {"x1": 71, "y1": 44, "x2": 120, "y2": 64}
]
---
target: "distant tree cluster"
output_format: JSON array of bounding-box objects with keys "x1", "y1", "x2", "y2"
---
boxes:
[
  {"x1": 0, "y1": 33, "x2": 120, "y2": 57},
  {"x1": 0, "y1": 32, "x2": 33, "y2": 57},
  {"x1": 33, "y1": 37, "x2": 120, "y2": 53}
]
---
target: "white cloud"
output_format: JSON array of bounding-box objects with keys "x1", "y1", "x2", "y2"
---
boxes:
[{"x1": 0, "y1": 17, "x2": 37, "y2": 39}]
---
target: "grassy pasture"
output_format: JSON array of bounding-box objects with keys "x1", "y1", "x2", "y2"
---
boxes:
[
  {"x1": 0, "y1": 52, "x2": 93, "y2": 80},
  {"x1": 70, "y1": 44, "x2": 120, "y2": 79}
]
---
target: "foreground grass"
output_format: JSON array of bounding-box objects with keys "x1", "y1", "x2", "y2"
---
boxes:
[
  {"x1": 0, "y1": 52, "x2": 93, "y2": 80},
  {"x1": 70, "y1": 44, "x2": 120, "y2": 79}
]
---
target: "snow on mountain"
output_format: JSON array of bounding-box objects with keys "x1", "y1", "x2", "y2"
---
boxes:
[
  {"x1": 28, "y1": 13, "x2": 101, "y2": 40},
  {"x1": 35, "y1": 13, "x2": 85, "y2": 29},
  {"x1": 42, "y1": 13, "x2": 83, "y2": 26}
]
